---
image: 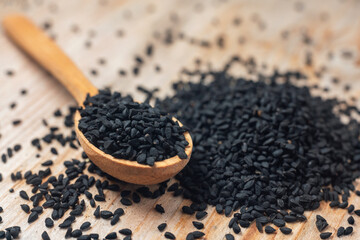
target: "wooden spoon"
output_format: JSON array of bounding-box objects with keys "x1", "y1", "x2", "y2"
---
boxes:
[{"x1": 2, "y1": 14, "x2": 193, "y2": 185}]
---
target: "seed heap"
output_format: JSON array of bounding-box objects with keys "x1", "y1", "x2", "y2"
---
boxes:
[
  {"x1": 78, "y1": 89, "x2": 189, "y2": 166},
  {"x1": 156, "y1": 57, "x2": 360, "y2": 237}
]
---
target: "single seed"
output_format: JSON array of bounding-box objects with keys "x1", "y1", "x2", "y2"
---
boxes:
[
  {"x1": 280, "y1": 227, "x2": 292, "y2": 235},
  {"x1": 105, "y1": 232, "x2": 117, "y2": 239},
  {"x1": 80, "y1": 222, "x2": 91, "y2": 230},
  {"x1": 265, "y1": 226, "x2": 276, "y2": 234},
  {"x1": 320, "y1": 232, "x2": 332, "y2": 239},
  {"x1": 155, "y1": 204, "x2": 165, "y2": 214},
  {"x1": 337, "y1": 227, "x2": 345, "y2": 237},
  {"x1": 348, "y1": 216, "x2": 354, "y2": 225},
  {"x1": 164, "y1": 232, "x2": 176, "y2": 239},
  {"x1": 45, "y1": 218, "x2": 54, "y2": 228},
  {"x1": 157, "y1": 223, "x2": 167, "y2": 232},
  {"x1": 225, "y1": 233, "x2": 234, "y2": 240},
  {"x1": 20, "y1": 204, "x2": 30, "y2": 213},
  {"x1": 192, "y1": 221, "x2": 204, "y2": 229},
  {"x1": 119, "y1": 228, "x2": 132, "y2": 236},
  {"x1": 28, "y1": 211, "x2": 38, "y2": 223},
  {"x1": 344, "y1": 226, "x2": 353, "y2": 235}
]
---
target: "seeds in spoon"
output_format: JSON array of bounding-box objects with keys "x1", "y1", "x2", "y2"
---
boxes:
[{"x1": 78, "y1": 89, "x2": 189, "y2": 166}]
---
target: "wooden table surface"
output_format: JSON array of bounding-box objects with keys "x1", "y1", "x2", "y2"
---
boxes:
[{"x1": 1, "y1": 0, "x2": 360, "y2": 239}]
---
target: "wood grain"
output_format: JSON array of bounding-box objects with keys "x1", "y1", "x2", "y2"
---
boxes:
[
  {"x1": 2, "y1": 14, "x2": 98, "y2": 104},
  {"x1": 0, "y1": 0, "x2": 360, "y2": 239}
]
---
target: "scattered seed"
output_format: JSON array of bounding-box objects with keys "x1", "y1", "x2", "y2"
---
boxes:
[
  {"x1": 157, "y1": 223, "x2": 167, "y2": 232},
  {"x1": 280, "y1": 227, "x2": 292, "y2": 235},
  {"x1": 155, "y1": 204, "x2": 165, "y2": 214},
  {"x1": 320, "y1": 232, "x2": 332, "y2": 239},
  {"x1": 348, "y1": 216, "x2": 354, "y2": 225},
  {"x1": 119, "y1": 228, "x2": 132, "y2": 236},
  {"x1": 164, "y1": 232, "x2": 176, "y2": 239}
]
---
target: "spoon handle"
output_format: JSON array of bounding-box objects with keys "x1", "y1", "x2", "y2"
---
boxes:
[{"x1": 2, "y1": 14, "x2": 98, "y2": 104}]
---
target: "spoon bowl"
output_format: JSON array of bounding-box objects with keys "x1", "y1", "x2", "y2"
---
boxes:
[
  {"x1": 75, "y1": 111, "x2": 192, "y2": 185},
  {"x1": 3, "y1": 14, "x2": 193, "y2": 185}
]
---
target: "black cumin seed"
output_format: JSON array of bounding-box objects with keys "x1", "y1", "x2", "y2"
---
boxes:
[
  {"x1": 337, "y1": 226, "x2": 345, "y2": 237},
  {"x1": 329, "y1": 201, "x2": 339, "y2": 208},
  {"x1": 146, "y1": 44, "x2": 153, "y2": 56},
  {"x1": 59, "y1": 219, "x2": 72, "y2": 228},
  {"x1": 100, "y1": 210, "x2": 113, "y2": 219},
  {"x1": 105, "y1": 232, "x2": 117, "y2": 239},
  {"x1": 284, "y1": 215, "x2": 297, "y2": 223},
  {"x1": 28, "y1": 211, "x2": 38, "y2": 223},
  {"x1": 90, "y1": 69, "x2": 97, "y2": 76},
  {"x1": 119, "y1": 228, "x2": 132, "y2": 235},
  {"x1": 41, "y1": 160, "x2": 53, "y2": 166},
  {"x1": 114, "y1": 208, "x2": 124, "y2": 216},
  {"x1": 89, "y1": 233, "x2": 99, "y2": 239},
  {"x1": 13, "y1": 144, "x2": 21, "y2": 152},
  {"x1": 255, "y1": 219, "x2": 263, "y2": 233},
  {"x1": 280, "y1": 227, "x2": 292, "y2": 235},
  {"x1": 78, "y1": 235, "x2": 90, "y2": 240},
  {"x1": 344, "y1": 226, "x2": 353, "y2": 235},
  {"x1": 90, "y1": 199, "x2": 96, "y2": 208},
  {"x1": 1, "y1": 154, "x2": 6, "y2": 163},
  {"x1": 6, "y1": 70, "x2": 14, "y2": 76},
  {"x1": 354, "y1": 209, "x2": 360, "y2": 216},
  {"x1": 265, "y1": 226, "x2": 276, "y2": 234},
  {"x1": 20, "y1": 204, "x2": 30, "y2": 213},
  {"x1": 65, "y1": 228, "x2": 72, "y2": 238},
  {"x1": 9, "y1": 226, "x2": 21, "y2": 238},
  {"x1": 189, "y1": 231, "x2": 204, "y2": 239},
  {"x1": 121, "y1": 190, "x2": 131, "y2": 197},
  {"x1": 315, "y1": 215, "x2": 328, "y2": 232},
  {"x1": 348, "y1": 216, "x2": 354, "y2": 225},
  {"x1": 12, "y1": 119, "x2": 21, "y2": 126},
  {"x1": 225, "y1": 233, "x2": 234, "y2": 240},
  {"x1": 155, "y1": 64, "x2": 161, "y2": 72},
  {"x1": 50, "y1": 147, "x2": 58, "y2": 155},
  {"x1": 273, "y1": 219, "x2": 285, "y2": 227},
  {"x1": 195, "y1": 211, "x2": 207, "y2": 220},
  {"x1": 45, "y1": 218, "x2": 54, "y2": 228},
  {"x1": 164, "y1": 232, "x2": 176, "y2": 239},
  {"x1": 232, "y1": 223, "x2": 241, "y2": 234},
  {"x1": 132, "y1": 192, "x2": 141, "y2": 203},
  {"x1": 31, "y1": 206, "x2": 43, "y2": 214},
  {"x1": 54, "y1": 109, "x2": 62, "y2": 117},
  {"x1": 19, "y1": 190, "x2": 29, "y2": 200},
  {"x1": 320, "y1": 232, "x2": 332, "y2": 239},
  {"x1": 71, "y1": 229, "x2": 82, "y2": 238},
  {"x1": 157, "y1": 223, "x2": 167, "y2": 232},
  {"x1": 182, "y1": 206, "x2": 194, "y2": 215},
  {"x1": 121, "y1": 198, "x2": 132, "y2": 206},
  {"x1": 94, "y1": 195, "x2": 105, "y2": 202},
  {"x1": 110, "y1": 214, "x2": 120, "y2": 225},
  {"x1": 155, "y1": 204, "x2": 165, "y2": 214},
  {"x1": 119, "y1": 69, "x2": 127, "y2": 76},
  {"x1": 186, "y1": 233, "x2": 194, "y2": 240},
  {"x1": 80, "y1": 222, "x2": 91, "y2": 230},
  {"x1": 20, "y1": 89, "x2": 27, "y2": 95}
]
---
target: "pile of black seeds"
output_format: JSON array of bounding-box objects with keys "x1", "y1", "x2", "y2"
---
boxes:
[
  {"x1": 3, "y1": 59, "x2": 360, "y2": 240},
  {"x1": 78, "y1": 89, "x2": 189, "y2": 166},
  {"x1": 154, "y1": 57, "x2": 360, "y2": 237}
]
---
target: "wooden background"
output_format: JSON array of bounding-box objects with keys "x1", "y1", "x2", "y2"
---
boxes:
[{"x1": 1, "y1": 0, "x2": 360, "y2": 239}]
